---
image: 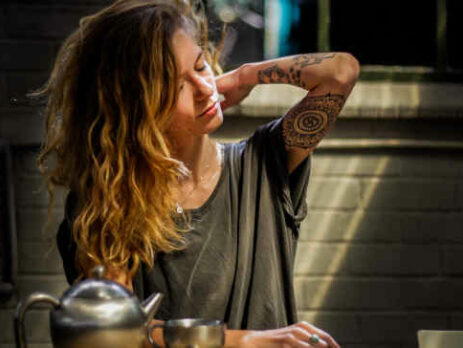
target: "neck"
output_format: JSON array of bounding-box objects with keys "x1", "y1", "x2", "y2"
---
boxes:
[{"x1": 170, "y1": 135, "x2": 218, "y2": 183}]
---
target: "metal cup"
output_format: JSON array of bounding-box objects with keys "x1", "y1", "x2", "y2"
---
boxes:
[{"x1": 149, "y1": 318, "x2": 226, "y2": 348}]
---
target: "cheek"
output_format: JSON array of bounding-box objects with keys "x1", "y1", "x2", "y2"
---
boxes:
[
  {"x1": 173, "y1": 97, "x2": 193, "y2": 121},
  {"x1": 170, "y1": 103, "x2": 194, "y2": 132}
]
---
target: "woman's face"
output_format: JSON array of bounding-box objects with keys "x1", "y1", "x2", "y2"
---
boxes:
[{"x1": 167, "y1": 28, "x2": 223, "y2": 141}]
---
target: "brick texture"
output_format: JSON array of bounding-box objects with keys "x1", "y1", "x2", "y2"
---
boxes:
[
  {"x1": 14, "y1": 176, "x2": 66, "y2": 208},
  {"x1": 295, "y1": 244, "x2": 440, "y2": 276},
  {"x1": 360, "y1": 178, "x2": 457, "y2": 211},
  {"x1": 450, "y1": 314, "x2": 463, "y2": 329},
  {"x1": 0, "y1": 42, "x2": 55, "y2": 71},
  {"x1": 341, "y1": 345, "x2": 402, "y2": 348},
  {"x1": 23, "y1": 310, "x2": 53, "y2": 342},
  {"x1": 411, "y1": 213, "x2": 463, "y2": 243},
  {"x1": 0, "y1": 309, "x2": 53, "y2": 343},
  {"x1": 5, "y1": 4, "x2": 99, "y2": 39},
  {"x1": 18, "y1": 241, "x2": 63, "y2": 274},
  {"x1": 442, "y1": 246, "x2": 463, "y2": 274},
  {"x1": 6, "y1": 72, "x2": 48, "y2": 105},
  {"x1": 0, "y1": 7, "x2": 6, "y2": 39},
  {"x1": 295, "y1": 278, "x2": 403, "y2": 310},
  {"x1": 359, "y1": 313, "x2": 448, "y2": 345},
  {"x1": 307, "y1": 178, "x2": 360, "y2": 209},
  {"x1": 0, "y1": 345, "x2": 52, "y2": 348},
  {"x1": 457, "y1": 182, "x2": 463, "y2": 210},
  {"x1": 298, "y1": 211, "x2": 455, "y2": 243},
  {"x1": 399, "y1": 154, "x2": 463, "y2": 178},
  {"x1": 0, "y1": 73, "x2": 7, "y2": 107},
  {"x1": 0, "y1": 310, "x2": 14, "y2": 342},
  {"x1": 298, "y1": 311, "x2": 360, "y2": 343},
  {"x1": 12, "y1": 147, "x2": 42, "y2": 177},
  {"x1": 295, "y1": 278, "x2": 463, "y2": 311},
  {"x1": 310, "y1": 154, "x2": 401, "y2": 177},
  {"x1": 17, "y1": 208, "x2": 64, "y2": 242},
  {"x1": 0, "y1": 111, "x2": 45, "y2": 145},
  {"x1": 16, "y1": 275, "x2": 68, "y2": 301},
  {"x1": 2, "y1": 138, "x2": 462, "y2": 347}
]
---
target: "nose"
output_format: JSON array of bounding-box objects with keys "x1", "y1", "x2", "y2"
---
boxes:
[{"x1": 193, "y1": 74, "x2": 214, "y2": 100}]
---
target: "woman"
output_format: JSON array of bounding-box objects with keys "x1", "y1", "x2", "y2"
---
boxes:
[{"x1": 38, "y1": 0, "x2": 359, "y2": 346}]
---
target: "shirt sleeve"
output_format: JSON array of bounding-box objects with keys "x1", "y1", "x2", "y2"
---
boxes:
[{"x1": 247, "y1": 116, "x2": 312, "y2": 231}]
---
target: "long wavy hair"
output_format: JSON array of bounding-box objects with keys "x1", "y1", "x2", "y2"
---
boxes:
[{"x1": 34, "y1": 0, "x2": 225, "y2": 279}]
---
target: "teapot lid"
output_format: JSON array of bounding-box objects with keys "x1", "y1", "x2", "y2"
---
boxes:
[
  {"x1": 53, "y1": 265, "x2": 147, "y2": 331},
  {"x1": 63, "y1": 265, "x2": 132, "y2": 300}
]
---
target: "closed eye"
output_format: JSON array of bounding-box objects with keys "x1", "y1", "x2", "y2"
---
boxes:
[{"x1": 196, "y1": 59, "x2": 209, "y2": 72}]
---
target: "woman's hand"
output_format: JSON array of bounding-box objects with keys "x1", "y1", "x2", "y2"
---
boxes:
[
  {"x1": 215, "y1": 65, "x2": 255, "y2": 111},
  {"x1": 230, "y1": 321, "x2": 340, "y2": 348}
]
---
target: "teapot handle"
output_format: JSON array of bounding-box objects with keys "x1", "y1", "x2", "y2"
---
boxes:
[{"x1": 14, "y1": 292, "x2": 60, "y2": 348}]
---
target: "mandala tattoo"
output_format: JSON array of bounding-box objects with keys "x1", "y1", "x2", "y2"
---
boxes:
[
  {"x1": 257, "y1": 53, "x2": 336, "y2": 89},
  {"x1": 282, "y1": 93, "x2": 345, "y2": 148}
]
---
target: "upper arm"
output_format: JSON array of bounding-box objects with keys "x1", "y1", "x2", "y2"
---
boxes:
[{"x1": 284, "y1": 57, "x2": 359, "y2": 173}]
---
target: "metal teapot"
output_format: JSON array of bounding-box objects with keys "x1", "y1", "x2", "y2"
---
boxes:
[{"x1": 14, "y1": 265, "x2": 163, "y2": 348}]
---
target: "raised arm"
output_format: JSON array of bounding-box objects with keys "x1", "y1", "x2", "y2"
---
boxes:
[
  {"x1": 216, "y1": 52, "x2": 360, "y2": 173},
  {"x1": 239, "y1": 52, "x2": 360, "y2": 173}
]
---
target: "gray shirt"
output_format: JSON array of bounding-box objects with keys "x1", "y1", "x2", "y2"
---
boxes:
[{"x1": 57, "y1": 116, "x2": 311, "y2": 330}]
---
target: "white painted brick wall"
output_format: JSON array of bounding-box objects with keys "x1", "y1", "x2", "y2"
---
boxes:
[{"x1": 294, "y1": 150, "x2": 463, "y2": 347}]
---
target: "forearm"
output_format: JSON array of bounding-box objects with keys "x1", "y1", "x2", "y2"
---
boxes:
[
  {"x1": 239, "y1": 52, "x2": 359, "y2": 92},
  {"x1": 237, "y1": 53, "x2": 359, "y2": 171},
  {"x1": 145, "y1": 327, "x2": 246, "y2": 347},
  {"x1": 225, "y1": 329, "x2": 248, "y2": 347}
]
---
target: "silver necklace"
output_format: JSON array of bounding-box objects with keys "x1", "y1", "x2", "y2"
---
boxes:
[{"x1": 175, "y1": 142, "x2": 223, "y2": 214}]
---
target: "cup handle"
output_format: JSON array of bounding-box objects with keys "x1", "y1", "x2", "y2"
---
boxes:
[
  {"x1": 14, "y1": 292, "x2": 60, "y2": 348},
  {"x1": 147, "y1": 323, "x2": 165, "y2": 347}
]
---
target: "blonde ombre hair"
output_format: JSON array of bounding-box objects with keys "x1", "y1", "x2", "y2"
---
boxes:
[{"x1": 34, "y1": 0, "x2": 225, "y2": 279}]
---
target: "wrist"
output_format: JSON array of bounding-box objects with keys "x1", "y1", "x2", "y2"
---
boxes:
[
  {"x1": 238, "y1": 63, "x2": 258, "y2": 88},
  {"x1": 225, "y1": 329, "x2": 251, "y2": 347}
]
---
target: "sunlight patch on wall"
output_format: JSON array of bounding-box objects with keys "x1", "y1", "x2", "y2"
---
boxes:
[{"x1": 299, "y1": 156, "x2": 391, "y2": 309}]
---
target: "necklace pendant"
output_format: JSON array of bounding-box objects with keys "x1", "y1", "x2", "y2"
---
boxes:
[{"x1": 176, "y1": 203, "x2": 183, "y2": 214}]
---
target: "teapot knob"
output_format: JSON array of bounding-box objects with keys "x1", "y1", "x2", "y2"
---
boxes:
[{"x1": 91, "y1": 265, "x2": 106, "y2": 279}]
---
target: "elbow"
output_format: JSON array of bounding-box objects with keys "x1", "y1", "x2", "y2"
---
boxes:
[{"x1": 332, "y1": 53, "x2": 360, "y2": 89}]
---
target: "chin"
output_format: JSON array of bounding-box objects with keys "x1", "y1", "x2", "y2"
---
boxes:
[{"x1": 205, "y1": 109, "x2": 224, "y2": 134}]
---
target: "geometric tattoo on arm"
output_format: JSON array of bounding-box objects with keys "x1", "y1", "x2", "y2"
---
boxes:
[
  {"x1": 257, "y1": 53, "x2": 336, "y2": 89},
  {"x1": 282, "y1": 93, "x2": 345, "y2": 148}
]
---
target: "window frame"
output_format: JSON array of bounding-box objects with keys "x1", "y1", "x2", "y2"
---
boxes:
[{"x1": 316, "y1": 0, "x2": 463, "y2": 82}]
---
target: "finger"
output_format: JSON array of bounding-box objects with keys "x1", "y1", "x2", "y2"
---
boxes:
[
  {"x1": 290, "y1": 326, "x2": 311, "y2": 342},
  {"x1": 285, "y1": 327, "x2": 329, "y2": 348},
  {"x1": 308, "y1": 334, "x2": 329, "y2": 348},
  {"x1": 214, "y1": 76, "x2": 227, "y2": 93},
  {"x1": 277, "y1": 333, "x2": 310, "y2": 348},
  {"x1": 298, "y1": 322, "x2": 340, "y2": 348},
  {"x1": 214, "y1": 72, "x2": 235, "y2": 92},
  {"x1": 220, "y1": 100, "x2": 229, "y2": 111}
]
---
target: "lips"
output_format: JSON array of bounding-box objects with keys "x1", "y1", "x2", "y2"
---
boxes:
[{"x1": 197, "y1": 98, "x2": 219, "y2": 117}]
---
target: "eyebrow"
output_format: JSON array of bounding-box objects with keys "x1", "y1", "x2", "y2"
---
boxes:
[{"x1": 179, "y1": 50, "x2": 203, "y2": 78}]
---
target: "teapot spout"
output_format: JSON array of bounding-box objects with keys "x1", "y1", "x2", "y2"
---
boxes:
[{"x1": 142, "y1": 293, "x2": 164, "y2": 322}]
